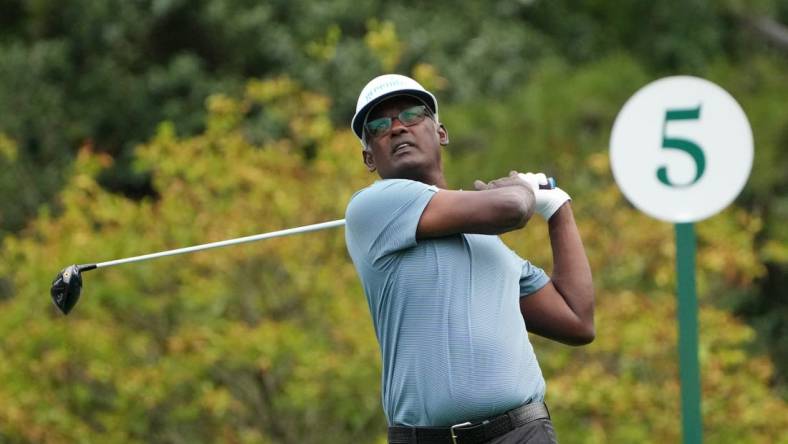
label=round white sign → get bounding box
[609,76,753,223]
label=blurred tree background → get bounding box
[1,0,787,442]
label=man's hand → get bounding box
[473,173,533,195]
[516,172,571,220]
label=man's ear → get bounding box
[362,149,376,172]
[438,124,450,146]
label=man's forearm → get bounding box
[548,203,595,331]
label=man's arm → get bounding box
[416,176,535,239]
[519,203,595,345]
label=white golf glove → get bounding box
[518,172,571,220]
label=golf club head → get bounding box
[50,264,85,315]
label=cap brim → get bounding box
[351,90,437,140]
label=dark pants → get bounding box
[484,418,558,444]
[388,402,558,444]
[387,418,559,444]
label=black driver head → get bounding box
[50,264,84,315]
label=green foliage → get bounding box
[3,0,787,234]
[703,55,788,390]
[1,79,381,442]
[2,72,788,442]
[2,2,788,441]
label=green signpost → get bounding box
[675,223,701,443]
[610,76,753,443]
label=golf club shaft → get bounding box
[88,219,346,270]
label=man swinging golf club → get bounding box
[345,74,595,444]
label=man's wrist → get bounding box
[547,200,572,224]
[536,187,571,220]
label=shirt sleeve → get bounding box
[519,259,550,297]
[345,179,438,267]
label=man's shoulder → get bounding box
[344,179,439,236]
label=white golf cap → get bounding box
[351,74,438,141]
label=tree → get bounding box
[1,73,786,443]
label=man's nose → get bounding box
[390,117,408,134]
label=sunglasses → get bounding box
[364,105,431,139]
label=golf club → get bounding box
[50,178,557,315]
[50,219,346,315]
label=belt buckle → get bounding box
[450,421,472,444]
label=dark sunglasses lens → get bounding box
[399,106,427,125]
[365,117,392,137]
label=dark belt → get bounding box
[388,402,550,444]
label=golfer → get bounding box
[345,74,594,444]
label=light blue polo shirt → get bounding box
[345,179,550,427]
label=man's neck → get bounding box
[394,170,447,189]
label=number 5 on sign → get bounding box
[609,76,753,444]
[658,106,705,188]
[610,76,752,223]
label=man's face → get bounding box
[361,96,448,181]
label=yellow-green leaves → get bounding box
[1,69,786,443]
[365,19,402,72]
